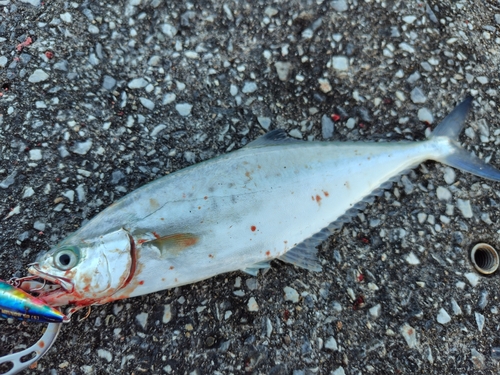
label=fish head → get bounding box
[28,228,136,308]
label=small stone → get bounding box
[264,7,278,17]
[495,14,500,25]
[136,312,148,329]
[102,75,116,90]
[400,324,417,348]
[33,221,45,231]
[332,368,345,375]
[403,15,417,24]
[465,272,480,287]
[369,304,381,319]
[471,348,485,369]
[128,78,148,89]
[0,56,7,68]
[283,286,299,303]
[476,76,488,85]
[475,312,485,332]
[148,55,161,66]
[451,298,462,315]
[405,252,420,265]
[139,97,155,110]
[150,124,167,137]
[23,187,35,198]
[230,84,238,96]
[437,308,451,324]
[324,337,338,350]
[29,149,42,160]
[161,23,177,38]
[19,0,40,5]
[410,87,427,103]
[318,78,332,93]
[257,117,271,131]
[162,93,176,105]
[407,71,421,83]
[331,0,348,12]
[346,118,356,129]
[71,140,92,155]
[321,115,334,139]
[247,297,259,311]
[401,175,414,194]
[418,108,433,124]
[436,186,452,201]
[242,82,257,94]
[60,12,72,23]
[443,167,456,184]
[97,349,112,363]
[331,56,349,71]
[399,42,415,53]
[417,212,427,224]
[28,69,49,83]
[176,103,193,116]
[162,305,172,323]
[457,199,473,218]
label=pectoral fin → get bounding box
[147,233,199,258]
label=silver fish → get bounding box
[22,97,500,317]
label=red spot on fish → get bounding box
[153,232,161,239]
[169,266,174,270]
[139,281,144,285]
[38,340,45,348]
[251,225,256,232]
[137,239,147,245]
[323,191,329,197]
[204,196,208,200]
[315,195,321,204]
[209,254,214,258]
[266,251,271,256]
[331,113,341,122]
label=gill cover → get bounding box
[34,229,135,302]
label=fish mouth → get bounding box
[26,264,74,296]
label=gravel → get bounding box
[2,1,500,374]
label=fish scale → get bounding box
[20,97,500,316]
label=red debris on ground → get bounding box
[16,36,33,52]
[45,51,54,59]
[331,113,341,122]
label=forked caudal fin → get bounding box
[430,97,500,182]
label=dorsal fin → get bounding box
[246,129,304,148]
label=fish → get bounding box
[0,280,65,323]
[22,97,500,317]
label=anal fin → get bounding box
[279,244,322,272]
[241,261,271,276]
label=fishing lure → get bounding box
[0,280,64,375]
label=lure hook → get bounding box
[0,322,61,375]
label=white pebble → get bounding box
[410,87,427,103]
[71,139,92,155]
[369,304,381,319]
[443,167,456,184]
[283,286,299,303]
[150,124,166,137]
[465,272,480,287]
[230,84,238,96]
[418,108,433,124]
[139,97,155,110]
[400,323,418,348]
[175,103,193,116]
[331,56,349,71]
[0,56,8,68]
[436,308,451,324]
[332,367,345,375]
[403,15,417,24]
[136,312,148,329]
[405,252,420,265]
[451,298,462,315]
[128,78,148,89]
[346,118,356,129]
[457,199,473,218]
[325,337,338,350]
[242,82,257,93]
[475,312,485,332]
[97,349,112,363]
[257,117,271,131]
[162,93,176,105]
[399,42,415,53]
[23,187,35,198]
[161,23,177,38]
[29,149,42,160]
[321,115,334,139]
[247,297,259,311]
[28,69,49,83]
[275,61,292,81]
[331,0,348,12]
[436,186,452,201]
[60,12,72,23]
[162,305,172,323]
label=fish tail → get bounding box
[429,97,500,182]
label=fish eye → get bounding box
[53,247,79,271]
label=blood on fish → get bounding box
[315,195,321,204]
[323,191,329,197]
[251,226,256,231]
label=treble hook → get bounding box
[0,322,62,375]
